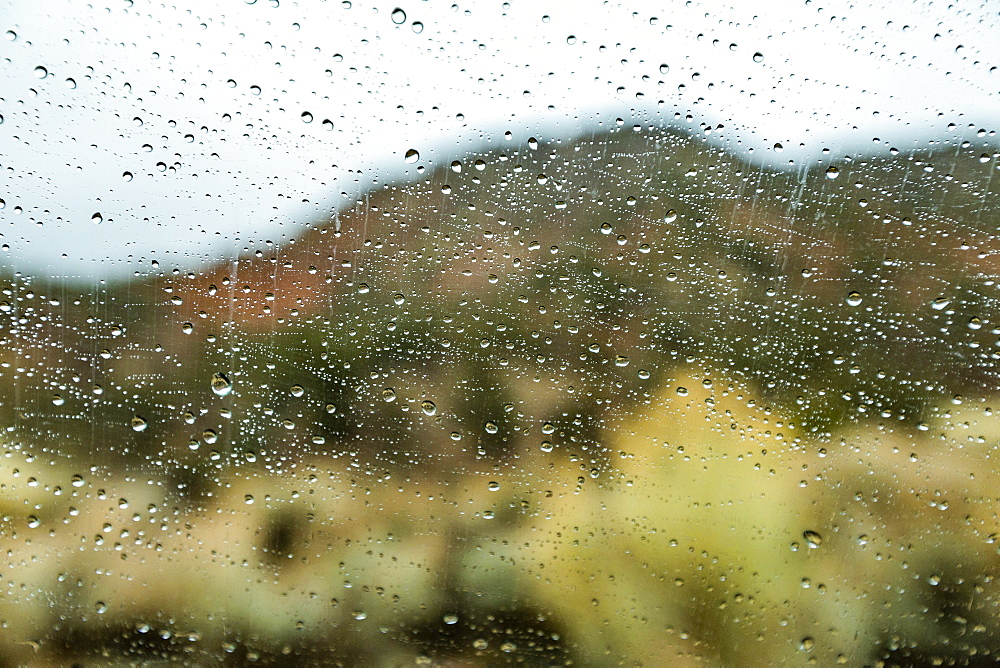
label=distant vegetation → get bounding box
[1,123,998,664]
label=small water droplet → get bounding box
[71,474,85,487]
[352,610,367,620]
[799,637,814,652]
[390,7,406,24]
[211,373,232,396]
[404,148,420,163]
[484,421,499,434]
[846,291,863,307]
[614,355,630,367]
[382,388,397,402]
[664,209,678,223]
[290,384,305,397]
[27,516,40,528]
[52,394,65,406]
[131,416,148,432]
[322,118,334,130]
[487,481,500,491]
[928,574,941,586]
[301,111,313,123]
[411,21,424,33]
[825,166,839,179]
[773,142,783,152]
[659,63,669,74]
[34,65,48,78]
[420,400,437,416]
[527,137,539,150]
[393,293,405,305]
[65,77,76,89]
[676,386,689,396]
[202,429,218,444]
[91,212,103,224]
[931,297,951,310]
[753,52,764,63]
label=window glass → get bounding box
[1,1,998,664]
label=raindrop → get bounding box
[122,171,133,181]
[290,384,305,397]
[753,52,764,62]
[664,209,678,223]
[420,400,437,416]
[566,35,576,45]
[676,386,689,396]
[803,530,823,548]
[390,7,406,24]
[211,372,233,396]
[846,291,863,307]
[203,429,218,444]
[33,65,48,78]
[773,142,783,152]
[659,63,669,74]
[52,394,65,406]
[484,421,499,434]
[443,613,459,624]
[487,481,500,491]
[825,166,840,179]
[91,212,103,224]
[382,387,397,402]
[65,77,76,89]
[799,637,815,652]
[131,416,148,432]
[322,119,334,130]
[411,21,423,33]
[931,297,951,310]
[527,137,539,149]
[301,111,313,123]
[404,148,420,163]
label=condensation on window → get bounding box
[1,1,998,665]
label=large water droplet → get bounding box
[131,415,148,432]
[825,166,840,179]
[846,291,863,307]
[211,372,232,396]
[390,7,406,24]
[803,530,823,548]
[404,148,420,163]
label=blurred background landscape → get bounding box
[1,121,999,665]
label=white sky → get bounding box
[0,0,998,279]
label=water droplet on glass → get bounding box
[382,388,397,402]
[773,142,783,152]
[404,148,420,163]
[290,384,305,397]
[803,530,823,548]
[52,394,65,406]
[122,171,133,182]
[71,474,85,487]
[659,63,669,74]
[203,429,218,444]
[799,637,815,652]
[65,77,76,89]
[301,111,313,123]
[676,386,689,396]
[931,297,951,310]
[487,481,500,492]
[664,209,678,223]
[131,416,148,432]
[411,21,424,33]
[34,65,48,78]
[615,355,630,367]
[393,293,405,305]
[390,7,406,24]
[753,52,764,62]
[352,610,367,620]
[420,400,437,416]
[322,118,334,130]
[484,421,499,434]
[527,137,539,150]
[846,291,863,307]
[825,165,840,179]
[211,372,232,396]
[91,212,103,224]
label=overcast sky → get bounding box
[1,0,998,280]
